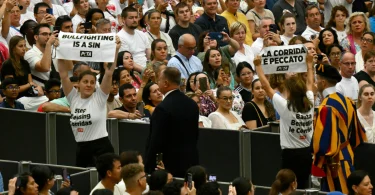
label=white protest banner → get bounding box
[56,32,116,62]
[260,44,307,74]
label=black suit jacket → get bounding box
[145,90,199,177]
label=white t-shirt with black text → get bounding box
[273,91,314,149]
[67,87,109,142]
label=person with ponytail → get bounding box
[269,169,297,195]
[253,53,315,189]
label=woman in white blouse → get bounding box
[279,13,296,46]
[357,84,375,143]
[230,22,256,69]
[208,86,246,130]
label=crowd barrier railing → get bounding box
[1,108,375,190]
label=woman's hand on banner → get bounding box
[115,36,121,50]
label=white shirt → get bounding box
[332,27,347,43]
[251,38,263,56]
[336,76,359,101]
[323,0,352,26]
[90,181,123,195]
[67,87,109,142]
[301,26,324,41]
[208,111,245,130]
[232,44,255,69]
[355,50,365,73]
[5,26,23,44]
[117,29,150,67]
[280,35,296,46]
[199,115,212,128]
[72,14,85,33]
[104,11,118,33]
[322,86,337,98]
[63,2,74,16]
[273,91,314,149]
[20,11,35,25]
[52,4,68,18]
[357,110,375,143]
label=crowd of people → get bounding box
[0,0,375,193]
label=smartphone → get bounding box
[317,54,323,61]
[156,153,163,166]
[137,0,144,5]
[16,177,21,188]
[46,8,53,15]
[199,77,208,93]
[53,26,60,33]
[136,102,144,117]
[62,168,71,183]
[187,173,193,189]
[310,34,317,40]
[269,24,278,33]
[84,22,92,29]
[208,32,223,40]
[209,175,217,182]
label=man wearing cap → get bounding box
[311,64,367,194]
[0,78,25,110]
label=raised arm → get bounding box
[254,55,275,99]
[306,53,314,92]
[58,59,74,96]
[1,0,14,39]
[100,36,121,94]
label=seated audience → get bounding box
[142,82,163,117]
[122,163,148,195]
[208,86,245,130]
[150,39,170,64]
[37,79,62,112]
[31,165,55,195]
[357,84,375,143]
[108,83,142,120]
[20,20,37,50]
[7,173,39,195]
[318,28,339,54]
[347,170,373,195]
[90,153,122,195]
[279,13,297,46]
[242,79,276,129]
[33,3,55,25]
[232,177,254,195]
[96,18,112,34]
[234,62,255,103]
[269,169,297,195]
[0,78,25,110]
[107,80,122,113]
[327,44,344,70]
[117,52,142,89]
[186,92,212,128]
[355,32,375,73]
[230,22,255,68]
[340,12,369,55]
[55,15,74,33]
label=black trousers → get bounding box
[76,137,114,167]
[281,147,312,189]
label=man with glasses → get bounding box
[122,163,147,195]
[0,78,25,110]
[24,23,58,87]
[167,34,202,79]
[355,32,375,73]
[272,0,306,35]
[336,52,359,101]
[302,5,324,41]
[33,2,55,25]
[1,0,23,46]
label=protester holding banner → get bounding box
[254,53,315,189]
[58,36,121,167]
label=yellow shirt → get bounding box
[221,10,253,46]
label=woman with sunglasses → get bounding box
[208,86,245,130]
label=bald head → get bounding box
[340,52,356,78]
[340,52,355,62]
[178,34,197,59]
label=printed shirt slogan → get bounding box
[260,44,307,74]
[56,32,116,62]
[289,113,313,140]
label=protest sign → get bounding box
[260,44,307,74]
[56,32,116,62]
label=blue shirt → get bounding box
[167,51,203,79]
[370,17,375,33]
[0,100,25,110]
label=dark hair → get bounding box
[232,177,253,195]
[120,150,140,166]
[147,9,161,20]
[305,4,319,18]
[31,166,54,191]
[95,153,120,179]
[78,70,97,82]
[8,36,26,77]
[33,23,50,36]
[203,49,221,83]
[364,50,375,63]
[55,15,72,28]
[44,78,61,92]
[347,170,370,195]
[362,32,375,44]
[288,36,308,45]
[186,72,200,93]
[56,187,76,195]
[20,20,37,36]
[151,39,167,61]
[327,44,344,56]
[174,2,189,16]
[92,189,113,195]
[121,6,138,18]
[326,5,349,29]
[145,191,164,195]
[142,82,157,106]
[162,180,184,195]
[73,61,89,72]
[113,67,128,84]
[73,0,81,6]
[119,83,136,98]
[70,76,79,82]
[186,166,207,191]
[149,169,169,191]
[269,74,286,93]
[216,86,231,98]
[252,79,276,120]
[15,172,34,195]
[1,77,18,89]
[117,51,141,85]
[284,76,313,113]
[279,12,296,34]
[197,31,209,53]
[318,28,339,53]
[197,182,220,195]
[236,61,255,77]
[162,67,181,85]
[86,8,104,22]
[33,2,50,14]
[269,169,296,195]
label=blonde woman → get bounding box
[340,12,370,55]
[230,22,256,69]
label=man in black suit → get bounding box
[145,67,199,177]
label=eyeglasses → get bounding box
[342,62,356,66]
[6,85,20,91]
[37,11,47,14]
[48,90,61,94]
[39,32,52,36]
[219,96,235,102]
[240,72,253,77]
[361,37,374,44]
[330,52,341,57]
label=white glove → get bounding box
[311,175,321,187]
